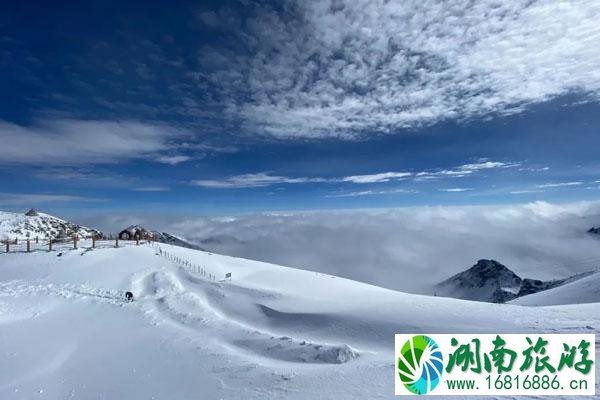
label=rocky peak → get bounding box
[465,259,522,287]
[435,259,522,303]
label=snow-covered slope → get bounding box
[0,211,102,241]
[511,271,600,306]
[0,244,598,399]
[150,231,204,250]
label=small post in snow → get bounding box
[92,236,96,249]
[14,238,18,245]
[73,236,78,249]
[4,240,9,253]
[48,239,53,252]
[136,237,140,246]
[35,236,39,244]
[26,239,31,253]
[115,238,119,248]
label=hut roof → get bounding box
[25,208,39,217]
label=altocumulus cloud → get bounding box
[199,0,600,139]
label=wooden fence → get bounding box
[155,244,218,281]
[1,237,229,281]
[1,235,152,253]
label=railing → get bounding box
[0,236,150,253]
[1,236,230,281]
[153,243,220,281]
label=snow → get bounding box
[511,271,600,306]
[0,241,599,399]
[0,211,100,241]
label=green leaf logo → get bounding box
[397,335,444,394]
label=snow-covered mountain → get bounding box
[0,242,598,399]
[0,209,102,241]
[434,259,594,303]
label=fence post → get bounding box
[73,236,78,249]
[36,236,39,244]
[136,237,140,246]
[4,240,9,253]
[27,239,31,253]
[49,239,53,252]
[92,236,96,249]
[14,238,18,245]
[115,238,119,248]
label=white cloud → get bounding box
[519,166,550,172]
[327,188,417,198]
[459,161,519,171]
[156,155,192,165]
[0,119,188,165]
[342,172,411,184]
[195,10,220,27]
[536,181,583,189]
[415,160,519,180]
[192,159,522,189]
[510,189,545,195]
[200,0,600,138]
[35,168,137,187]
[0,192,100,205]
[132,187,170,192]
[192,172,327,189]
[439,188,473,192]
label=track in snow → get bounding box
[132,267,359,365]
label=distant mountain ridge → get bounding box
[435,259,595,303]
[0,210,102,241]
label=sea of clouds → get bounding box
[81,201,600,293]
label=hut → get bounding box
[118,225,148,241]
[25,208,39,217]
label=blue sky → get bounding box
[1,0,599,217]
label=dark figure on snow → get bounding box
[125,291,134,302]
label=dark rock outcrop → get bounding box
[435,259,522,303]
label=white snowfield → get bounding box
[0,242,598,399]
